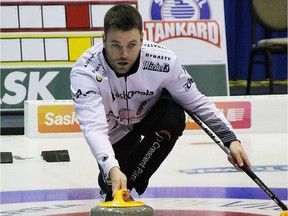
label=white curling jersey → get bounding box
[70,40,237,177]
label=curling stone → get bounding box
[90,190,154,216]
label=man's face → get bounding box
[103,28,143,75]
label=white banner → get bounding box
[138,0,228,65]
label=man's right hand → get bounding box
[109,166,130,200]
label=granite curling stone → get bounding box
[90,190,154,216]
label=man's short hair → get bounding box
[104,4,143,36]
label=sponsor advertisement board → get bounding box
[24,95,288,137]
[140,0,227,65]
[186,101,251,130]
[38,105,80,133]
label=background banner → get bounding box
[0,0,229,110]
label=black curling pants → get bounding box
[111,90,186,195]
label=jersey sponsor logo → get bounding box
[84,52,97,68]
[146,0,220,47]
[145,52,171,61]
[136,100,149,115]
[96,75,102,82]
[106,111,118,123]
[74,89,99,99]
[183,77,194,91]
[143,60,170,72]
[130,141,161,182]
[91,63,107,78]
[101,154,109,163]
[113,90,154,100]
[92,63,102,72]
[143,43,168,50]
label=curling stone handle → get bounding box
[113,189,125,203]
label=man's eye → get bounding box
[112,44,120,48]
[128,43,136,48]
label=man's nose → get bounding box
[120,47,129,58]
